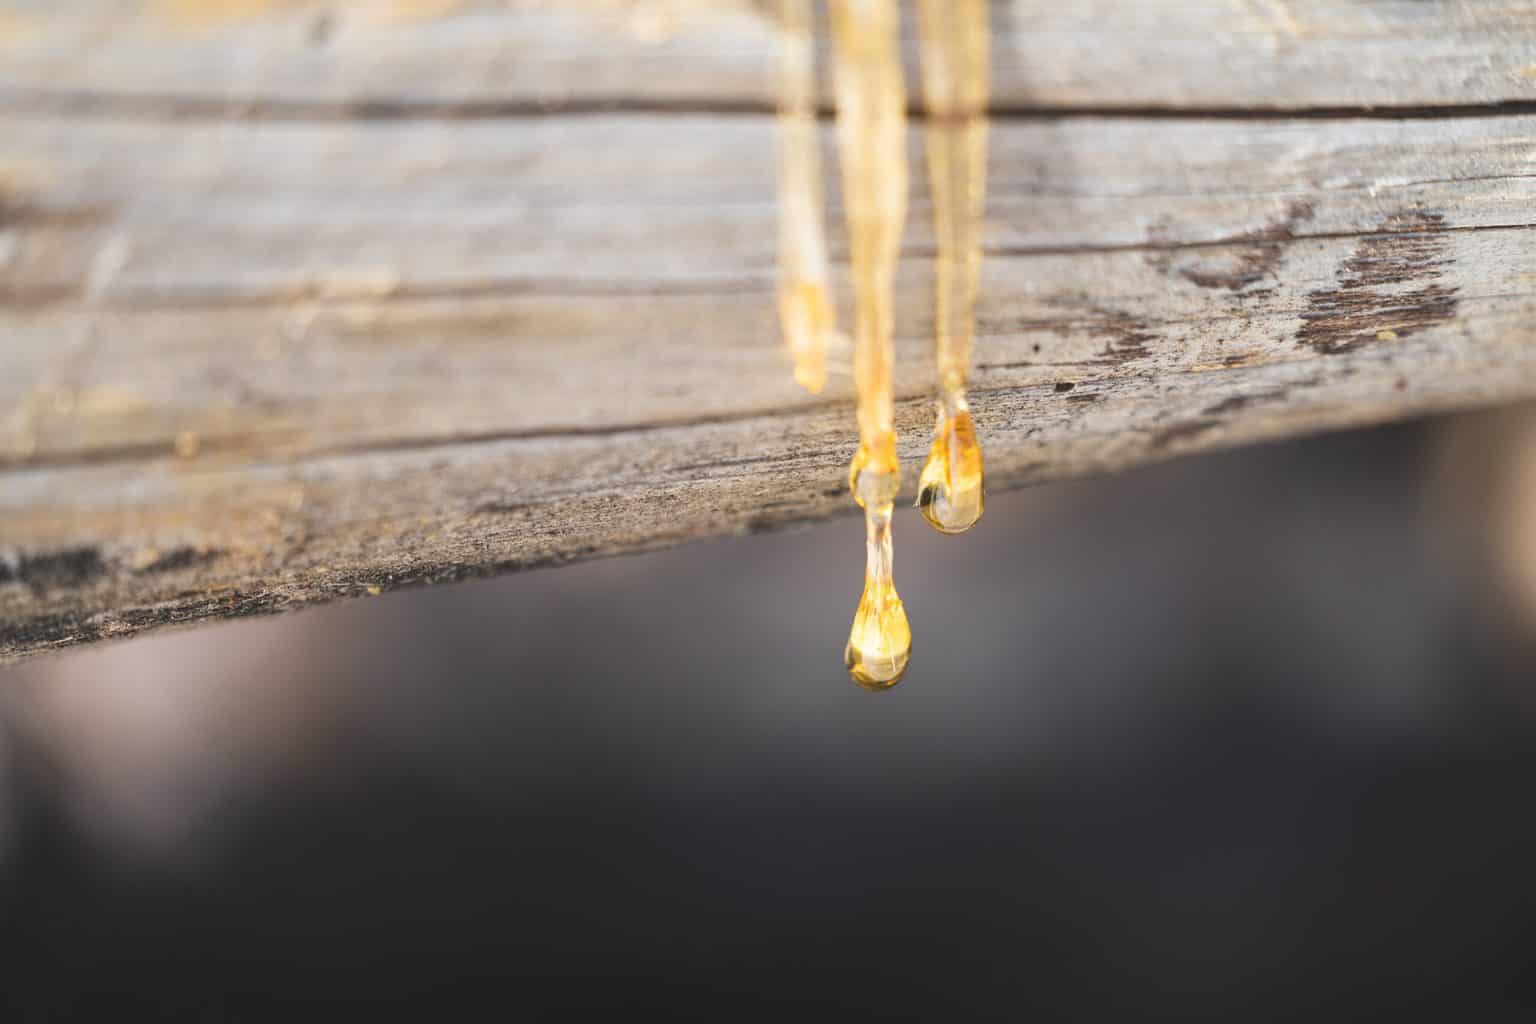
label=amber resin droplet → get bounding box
[917,400,985,534]
[844,446,911,692]
[845,448,911,691]
[772,1,993,686]
[915,0,989,535]
[846,568,912,690]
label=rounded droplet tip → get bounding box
[917,480,984,534]
[845,578,911,691]
[792,362,827,394]
[916,409,985,534]
[844,640,911,691]
[779,281,834,395]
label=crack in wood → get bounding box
[10,89,1536,124]
[2,219,1531,314]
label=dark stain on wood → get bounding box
[1202,394,1253,415]
[473,499,535,517]
[1096,313,1156,364]
[0,610,109,651]
[1252,199,1317,241]
[0,546,108,594]
[980,302,1154,369]
[0,544,223,607]
[1149,419,1220,450]
[308,10,336,46]
[0,195,117,232]
[1054,382,1076,393]
[1297,211,1459,355]
[1150,199,1316,293]
[1177,251,1280,293]
[134,547,225,575]
[1019,294,1158,368]
[1200,373,1324,417]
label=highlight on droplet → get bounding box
[845,569,912,690]
[917,400,985,535]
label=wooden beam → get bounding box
[5,1,1536,660]
[3,1,1536,110]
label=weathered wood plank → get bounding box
[2,1,1536,111]
[6,296,1534,661]
[6,209,1536,659]
[7,112,1536,307]
[4,112,1536,465]
[6,3,1536,661]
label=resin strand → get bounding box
[916,0,989,535]
[775,0,836,393]
[833,0,911,689]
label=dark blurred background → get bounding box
[5,409,1536,1020]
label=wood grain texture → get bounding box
[5,1,1536,660]
[1,1,1536,111]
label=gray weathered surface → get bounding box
[3,1,1536,110]
[4,0,1536,661]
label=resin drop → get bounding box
[778,280,834,394]
[845,573,912,690]
[917,405,985,534]
[767,0,997,687]
[844,497,910,690]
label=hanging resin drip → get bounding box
[846,462,909,689]
[832,0,910,690]
[915,0,989,535]
[775,0,836,394]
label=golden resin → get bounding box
[832,0,906,452]
[775,0,836,393]
[832,0,911,689]
[918,402,984,534]
[915,0,989,534]
[845,501,911,690]
[847,436,907,688]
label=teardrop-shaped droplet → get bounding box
[845,574,911,690]
[917,408,984,534]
